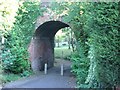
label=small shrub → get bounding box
[70,51,89,84]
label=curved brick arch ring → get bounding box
[28,20,70,72]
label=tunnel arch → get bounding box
[28,20,70,72]
[34,20,70,38]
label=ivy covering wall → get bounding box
[2,0,43,74]
[51,2,120,88]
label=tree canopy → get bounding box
[1,0,44,74]
[50,1,120,88]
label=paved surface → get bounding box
[2,59,76,88]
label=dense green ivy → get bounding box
[86,3,120,88]
[51,2,91,86]
[51,2,120,88]
[2,1,43,74]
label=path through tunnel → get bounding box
[28,21,70,72]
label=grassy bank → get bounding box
[54,46,72,59]
[0,71,33,85]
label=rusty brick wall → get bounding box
[35,12,51,29]
[28,36,54,71]
[28,1,68,72]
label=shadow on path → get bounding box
[2,59,76,88]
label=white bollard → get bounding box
[2,36,5,44]
[44,63,47,74]
[61,64,64,76]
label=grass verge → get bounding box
[54,46,72,59]
[0,70,33,86]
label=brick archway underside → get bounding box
[28,21,69,72]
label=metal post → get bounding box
[61,64,63,76]
[62,51,63,59]
[44,63,47,74]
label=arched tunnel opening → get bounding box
[28,21,73,72]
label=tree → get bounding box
[51,2,90,85]
[85,2,120,88]
[2,0,44,74]
[0,0,19,41]
[50,1,120,88]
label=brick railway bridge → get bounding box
[28,1,71,72]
